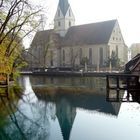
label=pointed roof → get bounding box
[30,29,61,47]
[63,19,117,46]
[59,0,70,16]
[31,19,117,47]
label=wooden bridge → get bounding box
[106,73,140,102]
[106,54,140,103]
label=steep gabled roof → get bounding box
[63,19,117,46]
[31,29,53,46]
[31,29,61,47]
[31,19,117,48]
[59,0,70,16]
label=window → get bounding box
[50,50,53,66]
[58,9,60,17]
[63,50,65,63]
[58,21,61,27]
[100,48,103,66]
[89,48,92,65]
[116,45,118,58]
[79,48,82,64]
[71,48,73,64]
[69,21,71,27]
[69,10,71,16]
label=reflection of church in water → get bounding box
[54,95,121,140]
[56,98,76,140]
[34,90,121,140]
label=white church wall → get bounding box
[108,21,128,64]
[60,44,108,68]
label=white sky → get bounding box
[27,0,140,47]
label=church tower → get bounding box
[54,0,75,37]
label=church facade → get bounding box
[29,0,128,70]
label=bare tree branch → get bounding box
[0,0,44,76]
[0,0,4,8]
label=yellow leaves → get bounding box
[0,36,20,74]
[0,55,11,74]
[0,11,7,21]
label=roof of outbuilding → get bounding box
[125,54,140,72]
[59,0,70,16]
[63,19,117,46]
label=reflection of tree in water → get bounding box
[0,85,23,139]
[0,78,57,140]
[0,76,121,140]
[4,102,55,140]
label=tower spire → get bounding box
[59,0,69,16]
[54,0,75,37]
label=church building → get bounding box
[29,0,128,70]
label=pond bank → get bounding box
[21,71,122,77]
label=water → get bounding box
[0,76,140,140]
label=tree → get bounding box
[0,0,44,80]
[105,51,120,68]
[70,48,79,69]
[80,57,89,71]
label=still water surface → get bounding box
[0,76,140,140]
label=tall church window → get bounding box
[71,48,73,64]
[69,10,71,16]
[50,50,53,66]
[79,48,82,64]
[58,21,61,27]
[69,21,71,27]
[100,48,103,66]
[58,9,60,17]
[63,50,65,64]
[89,48,92,65]
[116,45,118,58]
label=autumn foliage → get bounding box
[0,0,44,81]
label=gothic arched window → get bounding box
[63,50,65,65]
[79,48,82,64]
[100,48,103,66]
[58,9,60,17]
[89,48,92,65]
[69,10,71,16]
[50,50,53,66]
[69,21,71,27]
[58,21,61,27]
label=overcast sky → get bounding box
[29,0,140,47]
